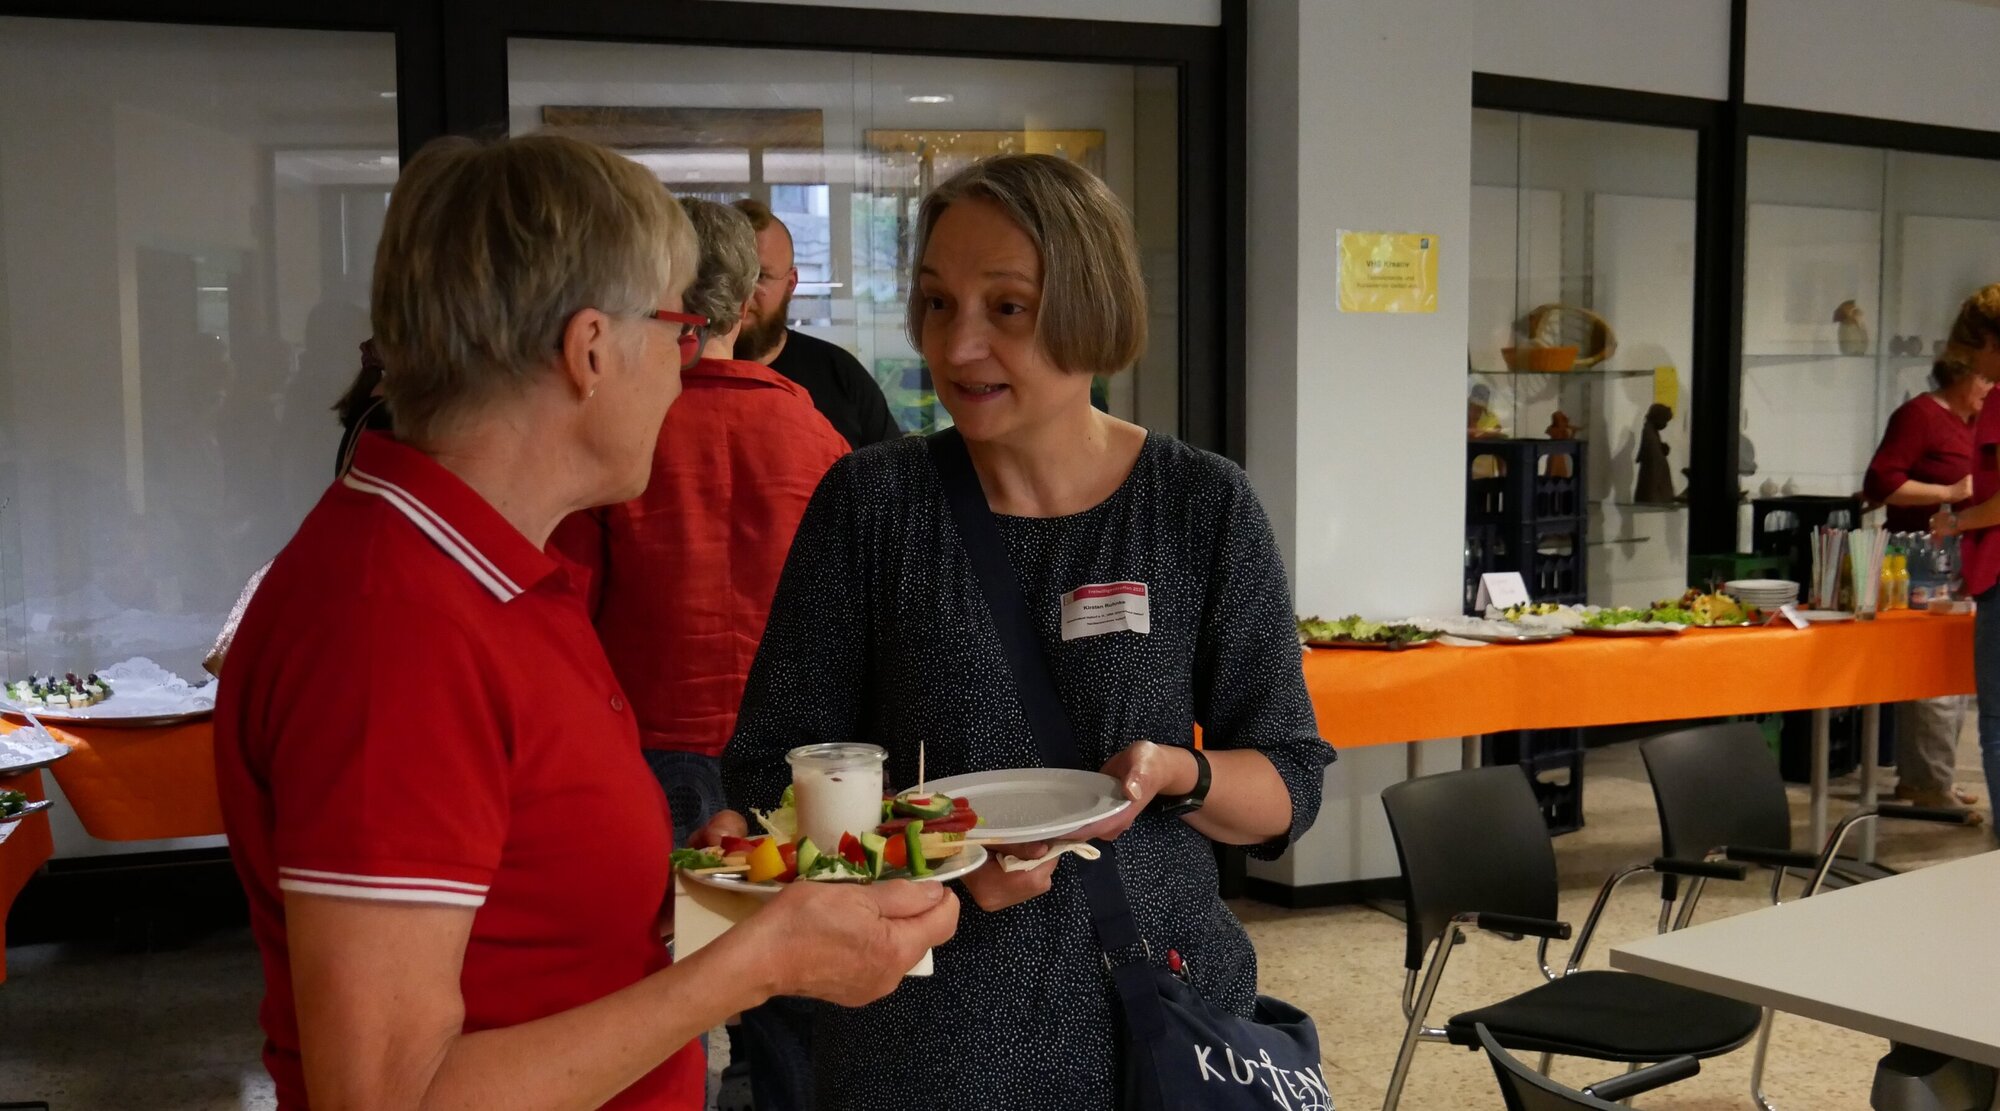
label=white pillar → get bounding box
[1244,0,1475,888]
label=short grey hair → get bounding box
[678,196,759,336]
[371,134,695,444]
[905,153,1146,376]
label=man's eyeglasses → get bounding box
[648,310,709,370]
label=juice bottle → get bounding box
[1881,552,1897,612]
[1893,553,1911,610]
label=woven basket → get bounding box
[1526,304,1618,368]
[1501,345,1579,372]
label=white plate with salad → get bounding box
[675,785,994,897]
[679,841,988,898]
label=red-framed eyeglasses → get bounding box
[648,310,709,370]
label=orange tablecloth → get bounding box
[0,733,55,985]
[39,719,220,842]
[1305,611,1975,747]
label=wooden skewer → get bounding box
[686,864,752,877]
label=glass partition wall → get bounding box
[511,39,1182,438]
[1739,139,2000,547]
[1470,109,1700,607]
[0,16,398,683]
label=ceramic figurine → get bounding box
[1468,383,1503,440]
[1545,410,1576,477]
[1635,402,1676,504]
[1760,477,1781,498]
[1835,300,1869,356]
[1782,478,1800,496]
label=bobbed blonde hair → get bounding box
[905,154,1146,376]
[370,134,697,442]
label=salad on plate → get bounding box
[671,786,983,886]
[1296,614,1439,649]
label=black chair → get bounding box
[1379,765,1761,1111]
[1477,1023,1699,1110]
[1639,721,1977,1110]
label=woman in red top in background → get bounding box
[553,196,849,848]
[1864,353,1986,813]
[1929,283,2000,837]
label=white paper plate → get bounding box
[1796,609,1855,623]
[910,768,1132,843]
[683,843,987,898]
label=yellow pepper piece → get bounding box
[745,837,786,883]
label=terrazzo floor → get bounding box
[0,731,1990,1110]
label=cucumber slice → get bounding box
[892,793,954,820]
[904,820,931,877]
[859,831,888,879]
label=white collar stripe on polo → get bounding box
[342,469,524,603]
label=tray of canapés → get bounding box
[1,659,217,727]
[3,673,112,712]
[1295,615,1440,651]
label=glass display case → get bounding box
[1469,109,1700,607]
[1739,138,2000,548]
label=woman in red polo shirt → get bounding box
[214,133,957,1110]
[1864,352,1985,812]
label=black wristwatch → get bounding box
[1150,747,1211,817]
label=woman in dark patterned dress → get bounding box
[720,154,1332,1110]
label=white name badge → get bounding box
[1061,581,1151,641]
[1474,572,1531,612]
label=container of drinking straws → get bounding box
[1845,527,1889,619]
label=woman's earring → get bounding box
[587,387,597,400]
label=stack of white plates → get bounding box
[1725,578,1800,609]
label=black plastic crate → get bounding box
[1521,752,1584,836]
[1776,706,1864,784]
[1467,439,1586,525]
[1482,728,1585,767]
[1464,519,1588,611]
[1494,520,1587,600]
[1463,523,1501,613]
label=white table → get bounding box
[1612,850,2000,1105]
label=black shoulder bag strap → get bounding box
[929,427,1170,1110]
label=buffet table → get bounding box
[39,719,221,842]
[1301,610,1976,848]
[0,724,59,985]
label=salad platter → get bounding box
[0,789,49,820]
[1643,590,1761,628]
[674,785,991,898]
[1409,615,1572,644]
[1296,615,1439,651]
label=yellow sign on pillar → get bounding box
[1337,230,1439,314]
